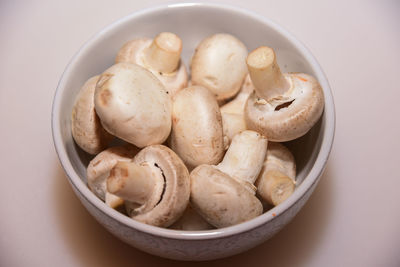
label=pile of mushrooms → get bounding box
[71,32,324,229]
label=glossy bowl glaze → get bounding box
[52,2,335,261]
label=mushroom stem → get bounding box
[144,32,182,73]
[257,170,295,206]
[247,46,289,101]
[221,112,247,146]
[256,142,296,206]
[216,130,268,193]
[107,161,161,205]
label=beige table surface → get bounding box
[1,0,399,266]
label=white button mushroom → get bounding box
[86,145,139,209]
[71,75,114,154]
[94,62,172,148]
[170,85,225,169]
[220,74,255,145]
[169,205,214,231]
[115,32,188,97]
[245,46,325,142]
[255,142,296,206]
[107,145,190,227]
[190,130,267,228]
[190,33,248,101]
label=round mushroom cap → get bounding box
[190,164,263,228]
[170,85,225,168]
[87,145,139,201]
[94,63,172,147]
[245,73,324,142]
[130,145,190,227]
[71,75,113,154]
[115,36,188,97]
[191,33,248,101]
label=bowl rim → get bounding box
[52,2,335,240]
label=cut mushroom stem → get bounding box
[144,32,182,73]
[247,46,289,101]
[256,142,296,206]
[107,161,163,205]
[258,170,295,206]
[216,130,268,193]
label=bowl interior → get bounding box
[54,3,332,237]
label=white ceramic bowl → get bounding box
[52,2,335,261]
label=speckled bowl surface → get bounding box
[52,2,335,261]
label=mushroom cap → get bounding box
[169,204,214,230]
[245,73,324,142]
[256,142,296,206]
[170,85,225,168]
[94,62,172,147]
[190,164,263,228]
[115,37,188,97]
[130,145,190,227]
[190,33,248,101]
[87,145,139,201]
[71,75,113,154]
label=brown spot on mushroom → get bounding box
[294,74,308,82]
[110,164,129,179]
[92,160,101,167]
[97,73,113,88]
[172,116,179,124]
[100,89,112,106]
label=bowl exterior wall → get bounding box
[70,174,319,260]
